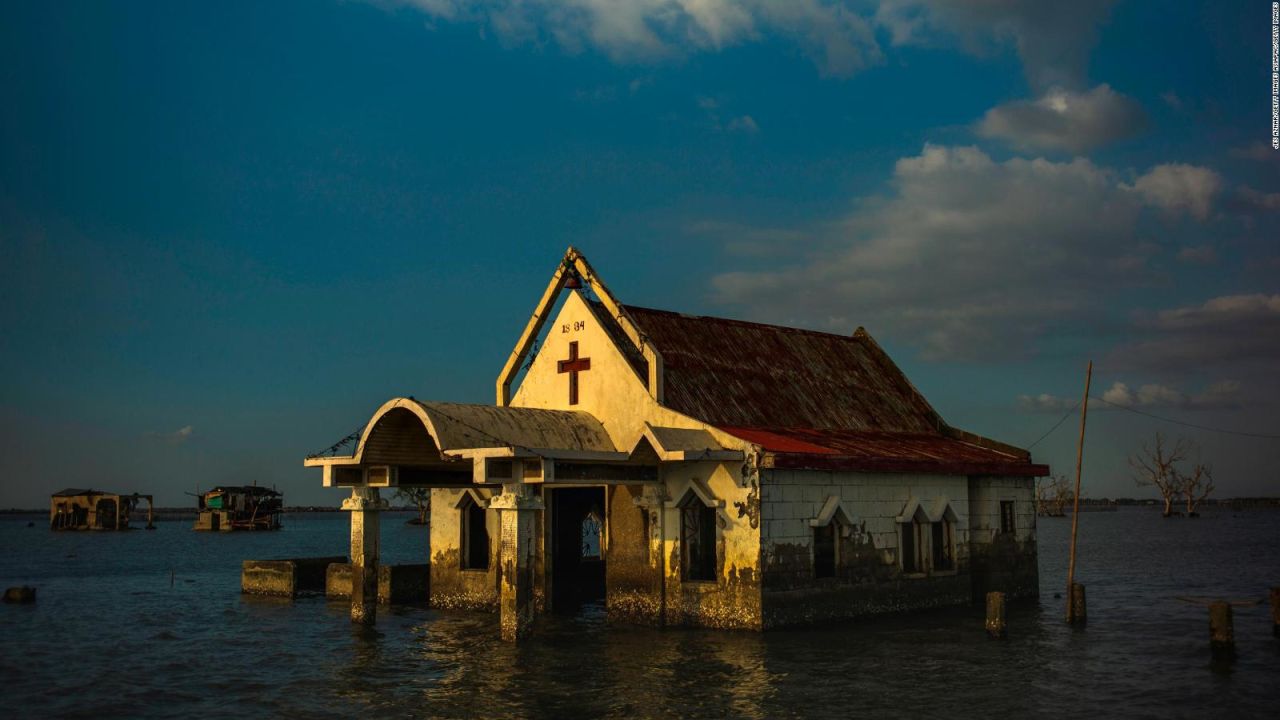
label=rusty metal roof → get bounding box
[622,305,1045,477]
[722,426,1048,476]
[624,305,944,432]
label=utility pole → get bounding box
[1066,360,1092,624]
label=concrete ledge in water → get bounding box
[325,563,429,605]
[241,556,347,597]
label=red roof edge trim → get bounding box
[940,425,1031,461]
[764,454,1050,477]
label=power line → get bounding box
[1026,399,1081,450]
[1090,395,1280,440]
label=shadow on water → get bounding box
[1,509,1278,718]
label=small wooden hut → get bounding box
[194,485,283,531]
[50,489,154,531]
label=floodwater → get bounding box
[1,508,1277,719]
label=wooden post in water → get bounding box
[1069,583,1087,624]
[1270,587,1279,638]
[1065,361,1092,625]
[985,591,1007,638]
[1209,601,1234,659]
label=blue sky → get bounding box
[2,0,1277,507]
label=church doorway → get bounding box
[549,486,606,612]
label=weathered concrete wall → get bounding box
[429,488,498,611]
[967,475,1039,600]
[758,469,979,626]
[764,574,972,626]
[604,483,664,624]
[326,563,430,604]
[429,488,546,613]
[241,556,345,597]
[660,461,763,630]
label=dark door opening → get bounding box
[550,487,606,612]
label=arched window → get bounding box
[678,491,717,582]
[813,523,837,579]
[460,494,489,571]
[900,507,928,574]
[931,517,954,571]
[810,495,852,579]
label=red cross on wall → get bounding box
[557,341,591,405]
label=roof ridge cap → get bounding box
[623,304,863,342]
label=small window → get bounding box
[461,496,490,570]
[1000,500,1016,535]
[813,523,836,579]
[931,519,954,571]
[901,511,926,573]
[679,493,717,582]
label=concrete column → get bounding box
[985,591,1007,638]
[634,484,669,625]
[342,487,388,625]
[490,482,543,642]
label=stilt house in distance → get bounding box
[305,248,1048,639]
[194,485,283,531]
[50,489,154,531]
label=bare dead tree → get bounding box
[1051,476,1072,516]
[1035,475,1072,516]
[1130,433,1191,517]
[1178,463,1215,516]
[395,487,431,526]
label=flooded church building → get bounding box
[305,248,1048,639]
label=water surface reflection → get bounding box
[2,509,1277,718]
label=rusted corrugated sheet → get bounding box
[622,305,1045,477]
[720,426,1048,477]
[624,305,943,432]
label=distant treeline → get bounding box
[1067,497,1280,509]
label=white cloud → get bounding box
[1017,393,1078,413]
[727,115,759,133]
[977,84,1145,153]
[1120,163,1222,220]
[1097,380,1240,410]
[1236,185,1280,212]
[147,425,194,445]
[1021,380,1241,413]
[1115,294,1280,372]
[1229,142,1279,161]
[712,144,1159,359]
[875,0,1117,90]
[389,0,881,76]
